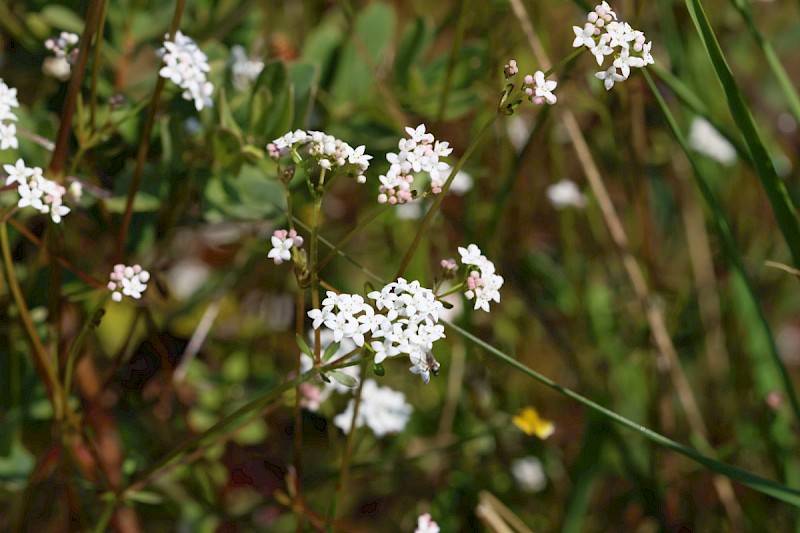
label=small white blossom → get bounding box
[595,66,626,91]
[547,179,587,209]
[229,45,264,90]
[415,513,441,533]
[511,456,547,493]
[529,71,558,105]
[158,31,214,111]
[333,379,412,437]
[688,117,737,166]
[108,264,150,302]
[4,159,71,223]
[0,79,19,150]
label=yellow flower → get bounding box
[512,407,554,440]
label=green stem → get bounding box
[435,1,469,127]
[116,0,186,262]
[89,0,110,131]
[330,368,365,531]
[63,296,108,401]
[544,46,584,77]
[92,497,117,533]
[436,281,465,299]
[318,204,391,271]
[0,222,64,421]
[395,114,498,278]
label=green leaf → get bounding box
[212,127,243,171]
[296,334,313,358]
[326,370,358,388]
[249,61,293,139]
[39,5,84,34]
[395,17,434,85]
[289,62,318,130]
[329,2,396,105]
[322,341,341,361]
[202,165,284,222]
[125,490,164,505]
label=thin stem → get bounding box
[1,221,65,420]
[435,1,469,127]
[330,370,365,531]
[116,0,186,262]
[89,0,110,130]
[63,297,107,400]
[544,46,584,77]
[310,169,327,364]
[48,0,106,176]
[395,114,497,278]
[318,205,391,271]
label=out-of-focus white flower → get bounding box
[547,179,587,209]
[0,79,19,150]
[44,32,79,59]
[268,129,371,183]
[230,45,264,90]
[378,124,453,204]
[511,456,547,493]
[43,32,79,80]
[158,31,214,111]
[167,258,210,300]
[268,229,304,265]
[333,379,412,437]
[108,264,150,302]
[457,244,504,312]
[414,513,440,533]
[688,117,737,166]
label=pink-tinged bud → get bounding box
[524,74,534,85]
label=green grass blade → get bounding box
[731,0,800,127]
[645,69,800,479]
[683,0,800,268]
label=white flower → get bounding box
[415,513,440,533]
[268,129,371,182]
[230,45,264,90]
[511,456,547,493]
[547,179,587,209]
[108,264,150,302]
[688,117,737,166]
[572,23,597,49]
[532,71,558,105]
[0,79,19,149]
[595,66,626,90]
[0,122,17,150]
[333,379,412,437]
[158,31,214,111]
[4,159,33,186]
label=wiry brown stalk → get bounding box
[506,0,743,529]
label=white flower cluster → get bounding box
[333,379,412,437]
[458,244,504,312]
[267,130,371,183]
[688,117,737,166]
[4,159,70,223]
[0,79,19,150]
[45,32,79,59]
[572,2,654,90]
[230,45,264,90]
[268,228,304,264]
[307,278,446,384]
[367,278,446,381]
[107,264,150,302]
[158,31,214,111]
[378,124,453,205]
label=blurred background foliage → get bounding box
[2,0,800,531]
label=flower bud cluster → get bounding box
[158,31,214,111]
[0,79,19,151]
[268,130,371,183]
[457,244,504,312]
[572,2,654,90]
[378,124,453,204]
[45,32,79,59]
[4,159,70,223]
[268,229,304,265]
[108,264,151,302]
